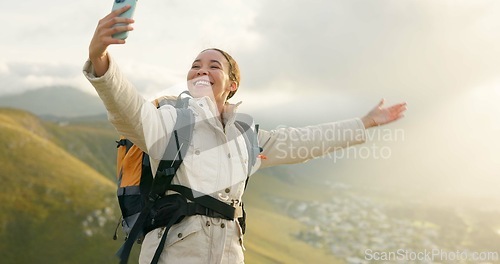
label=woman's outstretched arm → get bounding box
[256,99,407,169]
[88,5,135,77]
[83,6,175,172]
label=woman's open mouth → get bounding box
[193,79,213,87]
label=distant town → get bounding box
[269,182,500,264]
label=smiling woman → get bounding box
[82,4,406,264]
[186,49,239,113]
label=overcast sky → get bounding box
[1,0,500,200]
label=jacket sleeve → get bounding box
[256,118,367,169]
[82,55,176,165]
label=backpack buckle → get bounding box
[234,205,243,218]
[231,199,240,207]
[231,199,243,218]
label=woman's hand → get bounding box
[361,99,407,128]
[88,5,135,77]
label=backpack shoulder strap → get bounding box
[234,113,261,179]
[152,96,195,198]
[233,113,261,236]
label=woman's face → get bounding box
[187,50,235,103]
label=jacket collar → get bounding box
[222,101,242,126]
[189,96,242,127]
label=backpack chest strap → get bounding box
[186,202,243,219]
[168,184,237,220]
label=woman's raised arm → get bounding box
[88,5,135,77]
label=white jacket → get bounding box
[83,55,367,264]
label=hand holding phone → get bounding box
[88,4,135,76]
[111,0,138,39]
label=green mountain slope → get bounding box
[244,207,341,264]
[43,116,118,181]
[0,108,127,263]
[242,172,343,264]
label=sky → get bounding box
[1,0,500,201]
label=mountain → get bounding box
[0,86,106,117]
[43,114,118,182]
[0,108,133,263]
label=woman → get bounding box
[84,6,407,264]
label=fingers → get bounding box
[388,103,407,112]
[100,16,135,30]
[396,104,408,116]
[379,101,407,117]
[394,102,408,109]
[371,98,385,111]
[104,5,132,21]
[391,104,406,120]
[393,114,405,122]
[105,24,134,38]
[96,5,135,37]
[98,6,131,29]
[364,99,407,127]
[90,23,133,54]
[91,8,135,51]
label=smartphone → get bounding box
[111,0,137,40]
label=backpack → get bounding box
[113,93,261,264]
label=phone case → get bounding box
[111,0,138,40]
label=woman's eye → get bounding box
[210,65,220,69]
[191,65,200,69]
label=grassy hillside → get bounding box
[244,207,341,264]
[242,171,343,264]
[0,108,136,263]
[43,116,118,181]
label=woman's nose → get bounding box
[197,68,208,75]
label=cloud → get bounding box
[2,0,500,115]
[0,61,90,96]
[1,0,262,97]
[0,62,9,75]
[116,59,187,99]
[235,0,500,101]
